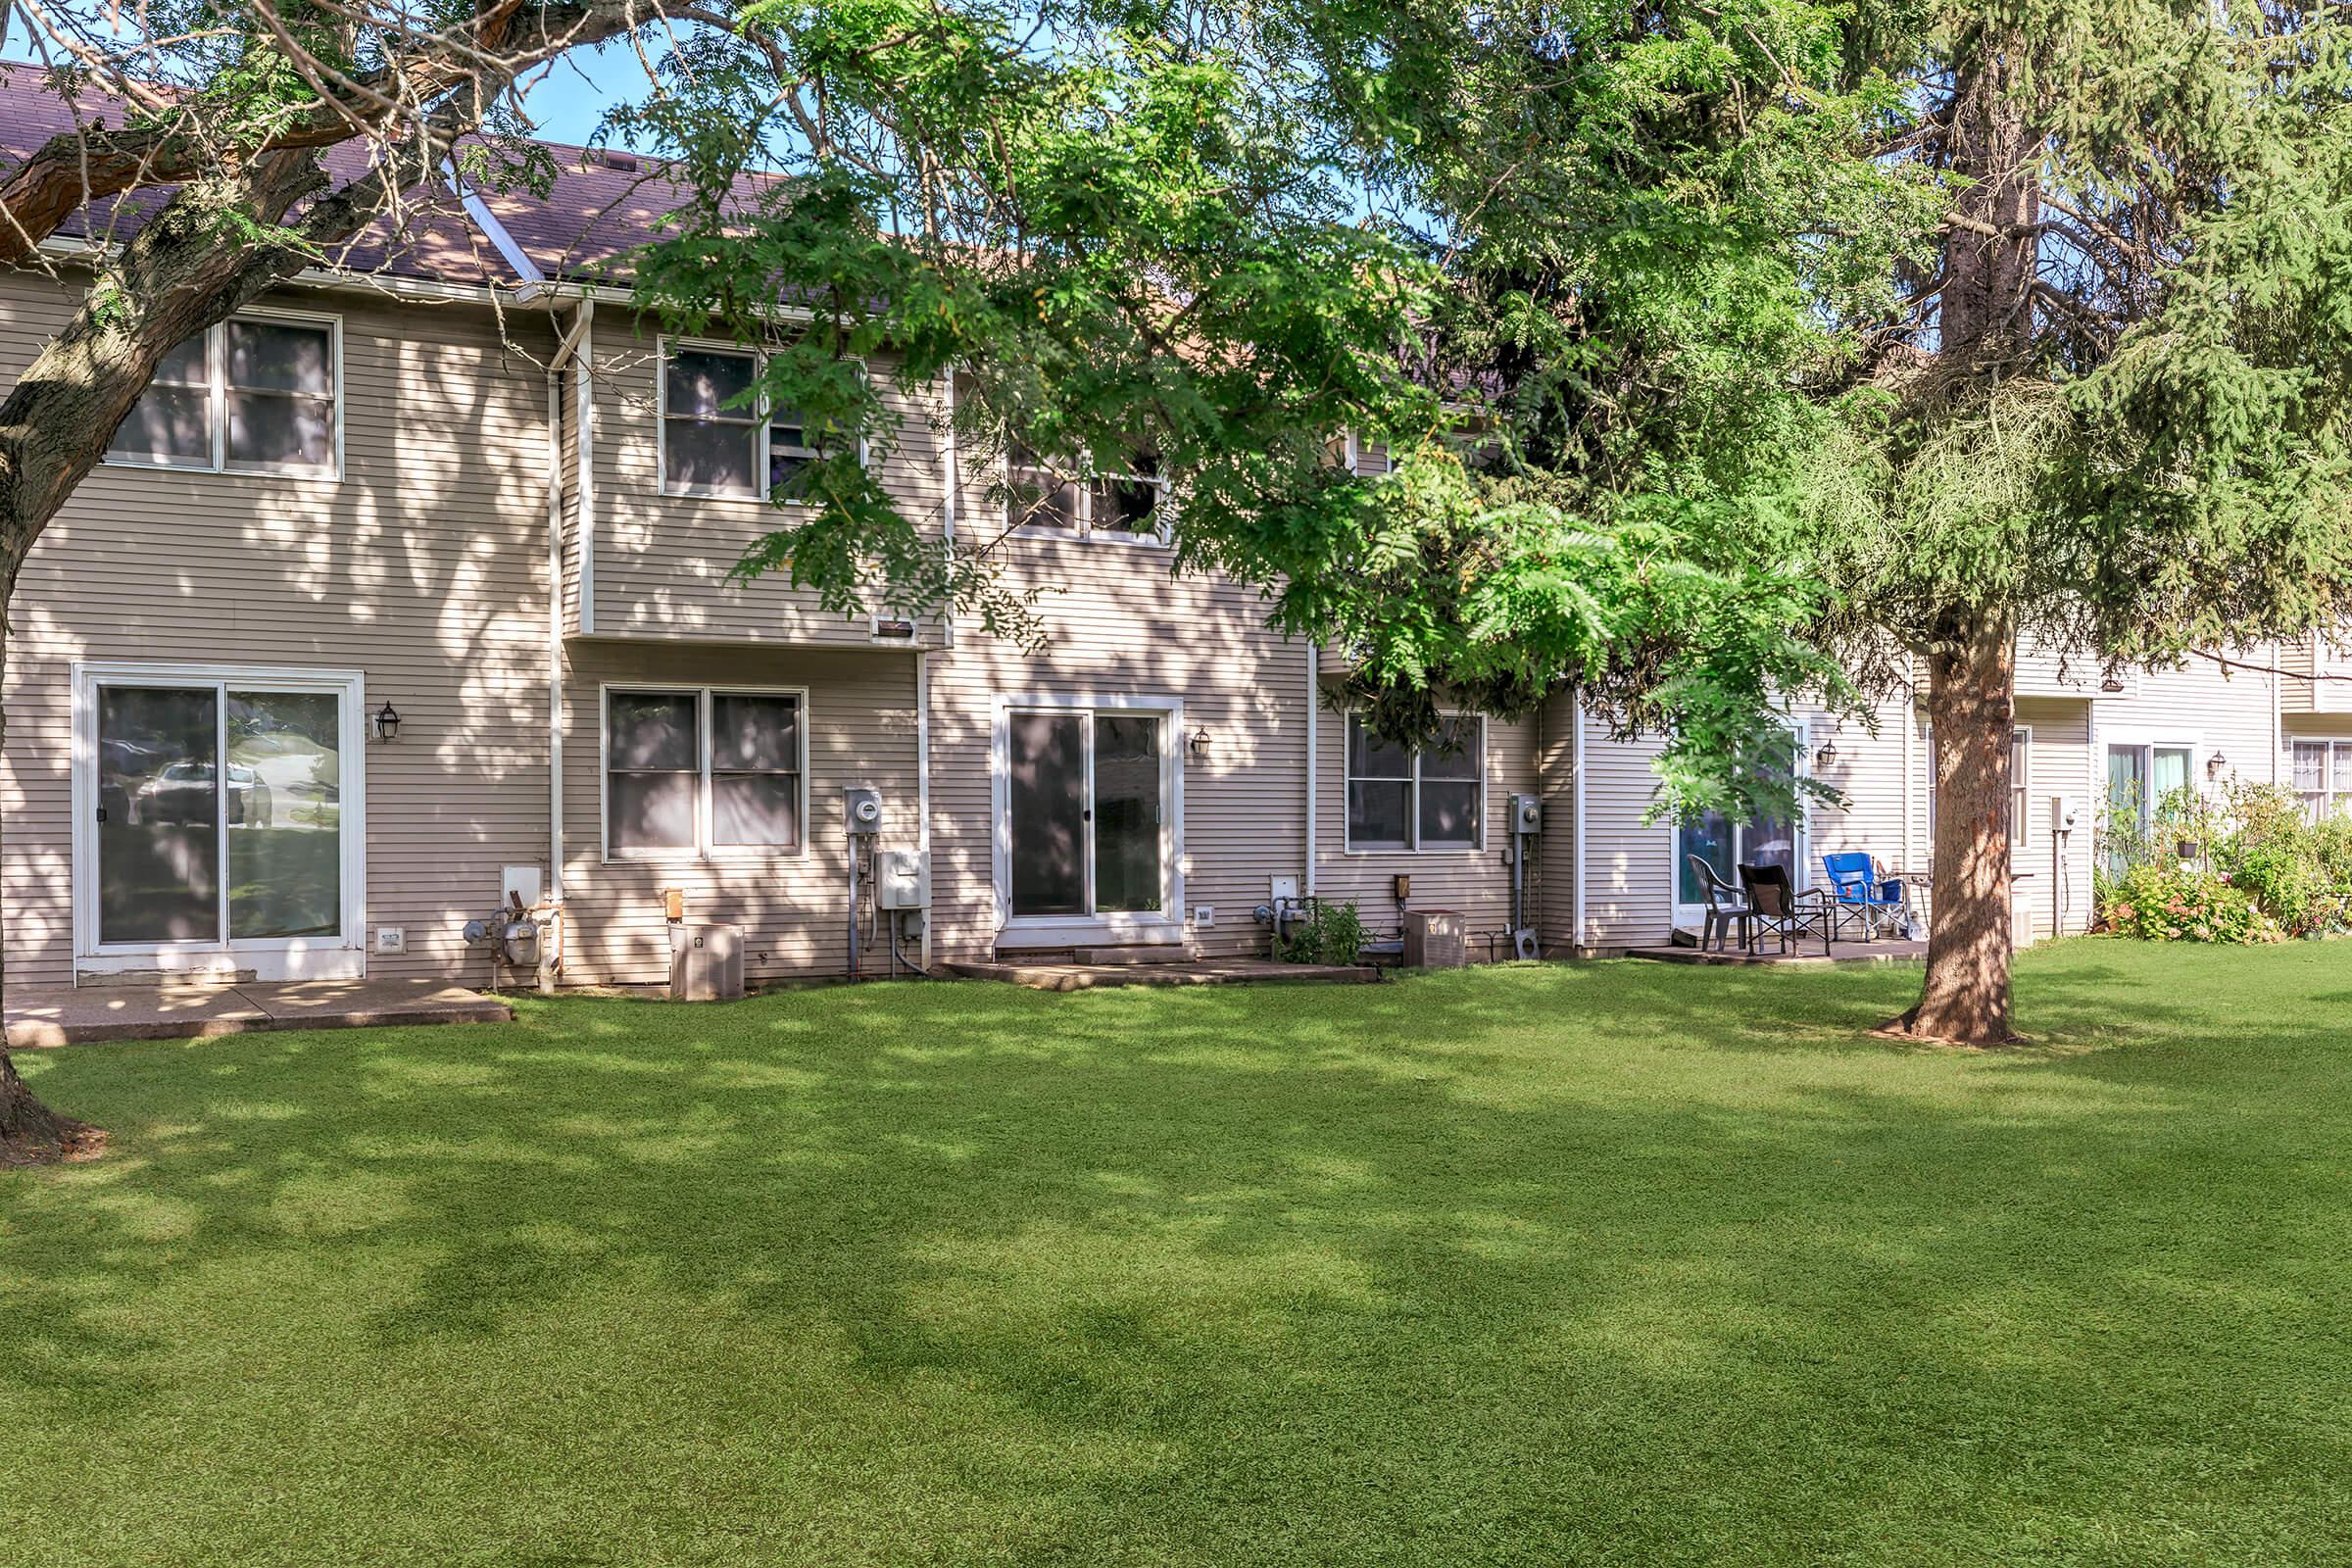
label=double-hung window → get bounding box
[606,688,805,857]
[107,313,339,477]
[1922,726,2034,854]
[1005,442,1166,541]
[1345,713,1485,851]
[660,341,849,501]
[2292,739,2352,820]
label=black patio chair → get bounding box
[1685,854,1752,953]
[1738,862,1833,957]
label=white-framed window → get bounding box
[1004,441,1167,542]
[603,685,807,858]
[1923,725,2034,857]
[1344,712,1485,852]
[658,337,860,501]
[105,310,341,478]
[2010,725,2032,846]
[2292,739,2352,820]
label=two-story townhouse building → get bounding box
[0,77,2312,988]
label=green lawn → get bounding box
[7,942,2351,1566]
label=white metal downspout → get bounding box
[1304,641,1319,899]
[1571,690,1588,952]
[544,303,593,911]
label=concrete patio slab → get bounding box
[949,956,1380,990]
[5,978,511,1048]
[1624,938,1928,968]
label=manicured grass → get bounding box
[7,942,2352,1566]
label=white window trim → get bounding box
[988,692,1186,942]
[600,682,811,862]
[101,306,345,482]
[1667,718,1811,922]
[2289,737,2352,818]
[1341,711,1490,855]
[654,334,869,504]
[70,660,368,981]
[2100,731,2203,836]
[2011,723,2034,851]
[1003,445,1173,547]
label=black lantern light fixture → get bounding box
[1814,733,1839,769]
[372,700,402,743]
[1189,724,1212,758]
[2207,749,2228,781]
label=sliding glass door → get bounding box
[82,667,359,970]
[1004,707,1169,921]
[1675,725,1806,918]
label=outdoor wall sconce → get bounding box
[2100,675,2128,693]
[1814,735,1839,768]
[2207,750,2228,780]
[372,700,402,743]
[1189,725,1212,758]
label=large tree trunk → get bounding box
[1901,609,2020,1045]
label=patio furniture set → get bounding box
[1687,853,1924,957]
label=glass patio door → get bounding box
[1005,709,1166,919]
[1676,726,1806,915]
[89,676,350,954]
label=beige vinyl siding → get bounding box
[1534,688,1580,953]
[560,360,583,636]
[0,274,557,984]
[576,318,950,647]
[1566,729,1672,951]
[557,642,920,983]
[1311,697,1539,955]
[2007,699,2095,941]
[925,539,1320,962]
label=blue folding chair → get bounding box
[1821,853,1905,941]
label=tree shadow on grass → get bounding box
[7,956,2351,1564]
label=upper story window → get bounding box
[1345,712,1485,852]
[106,313,339,478]
[659,340,855,501]
[606,686,805,858]
[2292,739,2352,820]
[1005,441,1165,542]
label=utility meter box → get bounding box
[668,922,745,1002]
[843,786,884,836]
[2052,795,2083,834]
[877,849,931,909]
[1508,793,1543,835]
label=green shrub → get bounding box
[1277,899,1369,965]
[2100,864,2271,944]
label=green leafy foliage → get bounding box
[2101,864,2270,946]
[1274,898,1368,965]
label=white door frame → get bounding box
[1668,718,1811,928]
[991,692,1185,946]
[72,661,368,982]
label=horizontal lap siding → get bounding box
[1534,689,1579,952]
[1581,730,1672,950]
[1311,698,1537,953]
[582,318,949,646]
[559,643,920,983]
[925,534,1311,963]
[2012,699,2095,941]
[0,278,557,984]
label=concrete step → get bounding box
[1070,946,1194,965]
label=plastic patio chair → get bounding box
[1820,852,1905,941]
[1685,854,1751,953]
[1739,862,1833,956]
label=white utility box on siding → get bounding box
[876,849,930,909]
